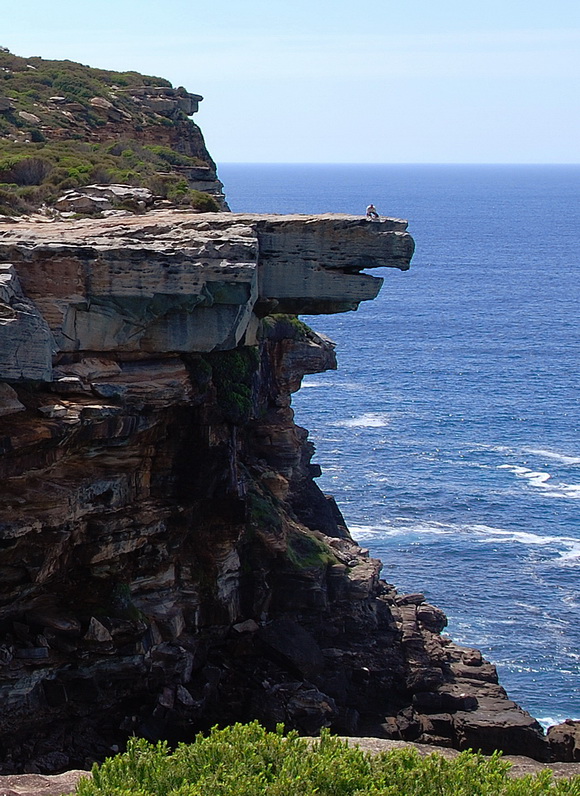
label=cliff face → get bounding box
[0,211,551,773]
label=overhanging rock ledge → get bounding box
[0,210,555,773]
[0,212,413,380]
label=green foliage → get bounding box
[0,51,170,116]
[187,356,213,390]
[142,145,200,167]
[188,190,220,212]
[261,313,313,341]
[0,138,213,214]
[248,491,282,533]
[206,348,259,424]
[0,50,217,214]
[287,530,335,570]
[72,724,580,796]
[107,583,143,621]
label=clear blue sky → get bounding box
[3,0,579,163]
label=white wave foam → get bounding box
[542,487,580,500]
[524,448,580,465]
[350,520,580,562]
[557,543,580,561]
[334,413,390,428]
[498,464,580,499]
[349,524,382,538]
[300,380,326,388]
[465,526,580,560]
[537,716,580,731]
[474,527,555,546]
[562,595,580,607]
[469,443,515,454]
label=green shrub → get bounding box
[206,348,259,424]
[73,723,580,796]
[0,155,52,185]
[261,314,313,341]
[189,190,219,212]
[287,531,335,570]
[186,356,213,390]
[0,138,218,213]
[248,491,282,533]
[143,144,203,167]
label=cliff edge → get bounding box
[0,210,555,773]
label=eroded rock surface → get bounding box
[0,212,411,369]
[0,211,556,773]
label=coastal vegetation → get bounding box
[261,313,313,341]
[0,48,219,214]
[207,348,260,424]
[0,138,218,214]
[0,49,174,121]
[73,723,580,796]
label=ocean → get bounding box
[219,163,580,728]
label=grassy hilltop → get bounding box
[0,47,219,214]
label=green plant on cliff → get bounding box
[261,313,313,342]
[247,491,282,534]
[187,189,219,212]
[186,355,213,391]
[0,50,172,122]
[73,723,580,796]
[107,582,143,622]
[205,348,260,425]
[287,529,336,571]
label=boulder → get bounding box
[416,603,447,633]
[255,682,337,735]
[0,770,89,795]
[548,720,580,762]
[54,192,112,214]
[18,110,41,124]
[89,96,113,110]
[0,383,25,416]
[81,184,153,206]
[54,185,154,215]
[452,701,549,760]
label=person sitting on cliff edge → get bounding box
[366,203,380,220]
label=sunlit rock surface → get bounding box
[0,212,412,371]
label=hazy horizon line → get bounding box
[218,161,580,166]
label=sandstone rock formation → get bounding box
[0,211,553,774]
[0,212,411,370]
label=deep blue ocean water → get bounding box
[220,164,580,727]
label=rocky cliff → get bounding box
[0,209,556,774]
[0,51,226,214]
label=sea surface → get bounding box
[220,163,580,728]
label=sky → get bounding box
[2,0,579,163]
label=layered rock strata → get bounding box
[0,212,552,773]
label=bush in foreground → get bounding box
[72,722,580,796]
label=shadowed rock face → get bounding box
[0,211,552,774]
